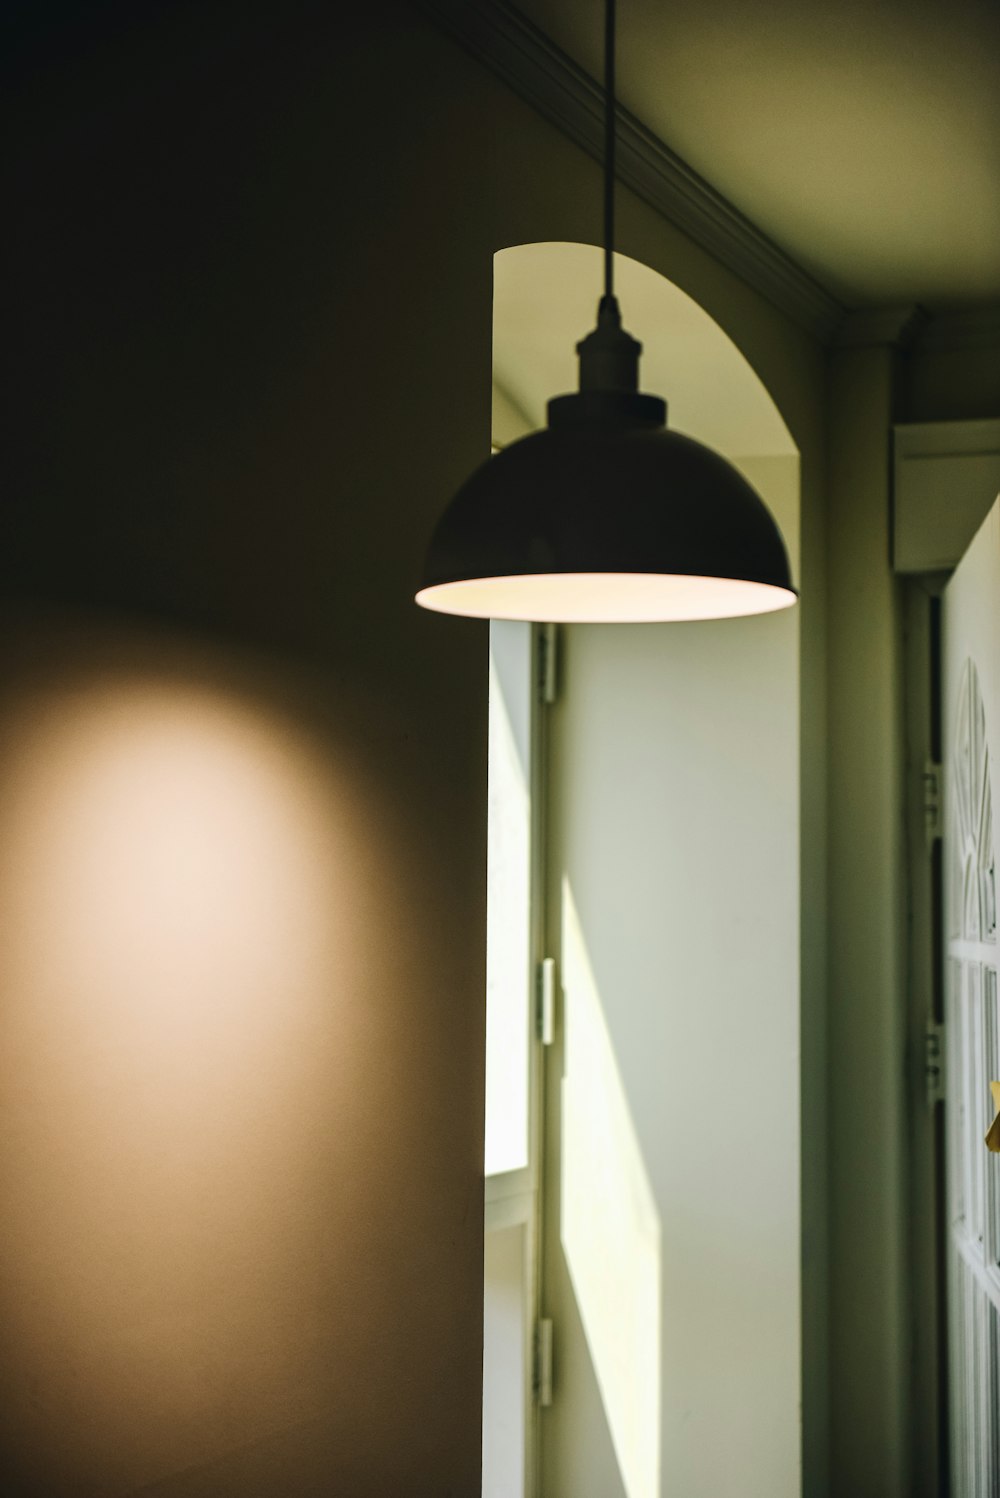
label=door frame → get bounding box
[903,575,950,1497]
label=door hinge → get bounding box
[925,1018,946,1106]
[536,957,557,1045]
[923,759,943,845]
[539,622,559,706]
[534,1318,553,1407]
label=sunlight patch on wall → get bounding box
[561,879,661,1498]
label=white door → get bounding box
[944,498,1000,1496]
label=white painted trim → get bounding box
[835,304,927,350]
[919,306,1000,354]
[894,419,1000,574]
[486,1165,535,1204]
[485,1186,534,1233]
[896,419,1000,460]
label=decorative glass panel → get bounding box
[987,968,1000,1272]
[953,956,967,1228]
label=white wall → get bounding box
[543,605,801,1498]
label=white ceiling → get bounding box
[514,0,1000,312]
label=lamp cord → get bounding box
[603,0,616,302]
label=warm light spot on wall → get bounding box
[1,676,355,1077]
[0,637,390,1492]
[561,880,661,1498]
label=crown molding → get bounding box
[416,0,998,358]
[415,0,846,342]
[835,305,927,351]
[832,303,1000,357]
[916,305,1000,353]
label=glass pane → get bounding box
[484,621,532,1176]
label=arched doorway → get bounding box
[485,241,802,1498]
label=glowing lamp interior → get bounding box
[416,573,797,623]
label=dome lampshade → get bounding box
[416,301,796,623]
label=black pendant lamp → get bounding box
[415,0,797,624]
